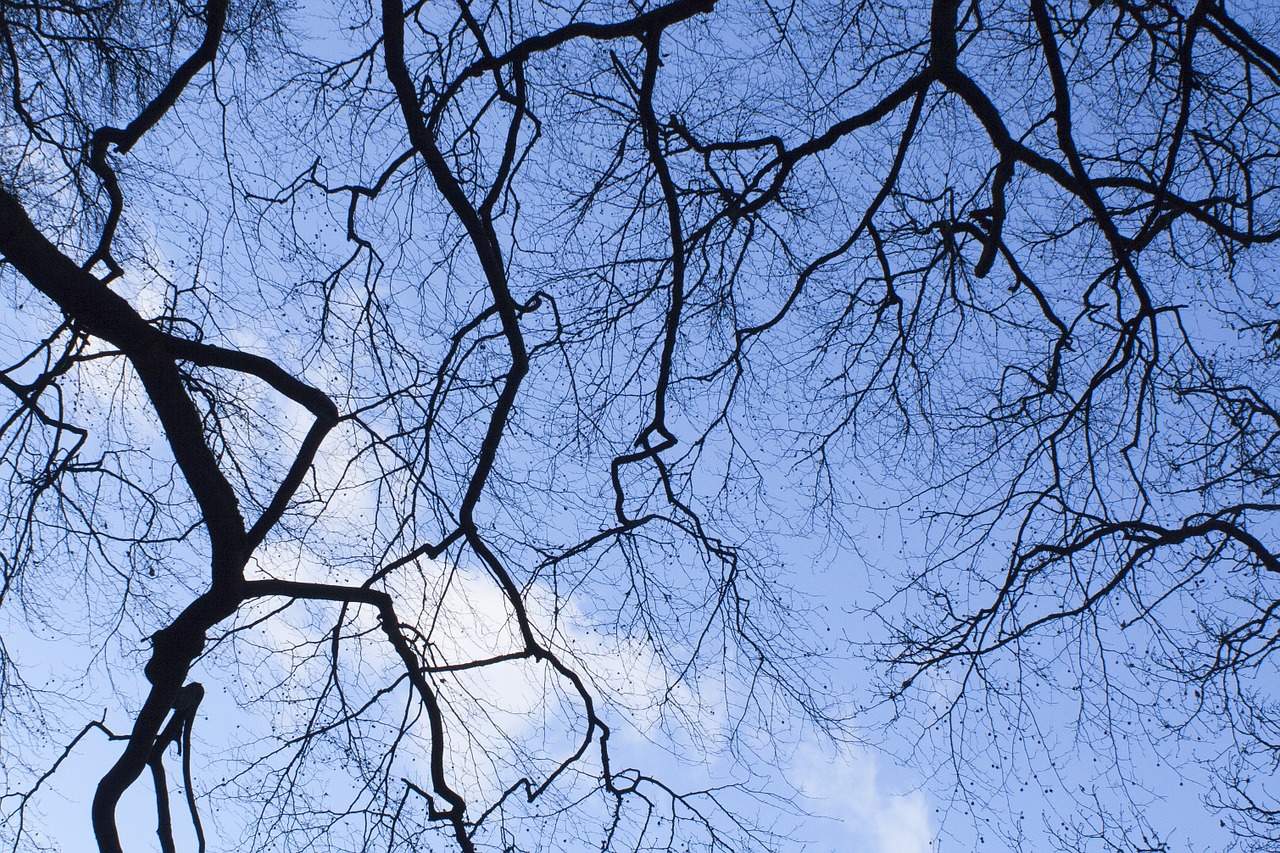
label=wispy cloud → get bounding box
[789,744,932,853]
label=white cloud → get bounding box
[790,743,933,853]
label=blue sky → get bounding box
[3,0,1279,850]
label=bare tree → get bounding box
[2,0,1280,850]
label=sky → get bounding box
[2,0,1277,851]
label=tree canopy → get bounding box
[2,0,1280,850]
